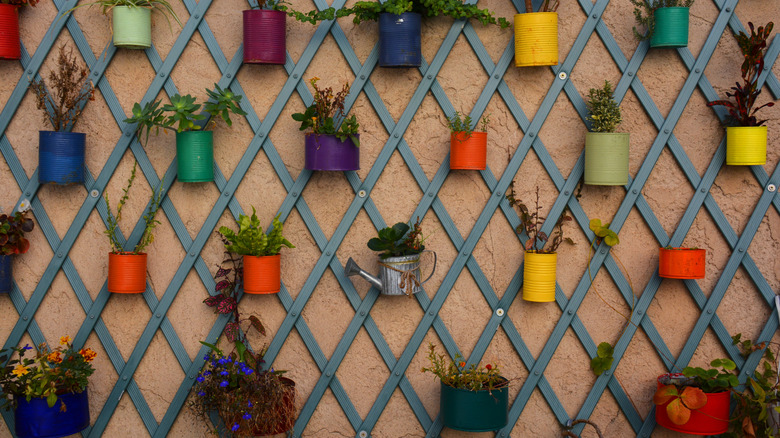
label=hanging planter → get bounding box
[242,254,281,294]
[112,6,152,49]
[514,12,558,67]
[246,377,296,435]
[726,126,767,165]
[38,131,85,185]
[243,9,286,64]
[651,7,689,48]
[176,131,213,182]
[14,390,90,438]
[108,252,148,293]
[654,373,730,435]
[450,132,487,170]
[584,132,629,185]
[378,12,421,67]
[304,134,360,171]
[0,254,11,293]
[658,247,705,279]
[523,251,557,302]
[440,380,508,432]
[0,4,20,60]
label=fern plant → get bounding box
[104,161,164,254]
[586,81,622,133]
[219,208,295,257]
[447,112,489,137]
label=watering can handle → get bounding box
[419,251,437,285]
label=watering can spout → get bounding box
[345,257,383,290]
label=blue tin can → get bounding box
[39,131,85,185]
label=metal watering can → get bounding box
[345,251,436,296]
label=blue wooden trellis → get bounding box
[0,0,777,435]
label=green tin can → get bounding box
[112,6,152,49]
[176,131,214,182]
[440,380,508,432]
[651,7,689,48]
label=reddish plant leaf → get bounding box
[225,322,239,342]
[666,398,692,425]
[680,386,707,410]
[653,384,680,406]
[249,315,265,336]
[203,295,223,307]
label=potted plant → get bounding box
[0,199,33,294]
[29,45,94,185]
[506,186,573,302]
[291,77,360,171]
[658,246,705,279]
[422,343,509,432]
[68,0,181,49]
[218,207,294,295]
[448,112,489,170]
[0,0,37,60]
[125,83,248,182]
[335,0,509,67]
[0,336,97,438]
[708,22,775,165]
[514,0,558,67]
[584,80,629,186]
[192,252,296,436]
[104,161,164,294]
[727,334,780,438]
[630,0,694,48]
[654,358,738,435]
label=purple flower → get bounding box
[196,376,205,383]
[198,391,206,397]
[242,412,252,420]
[203,354,210,361]
[245,368,254,375]
[231,422,239,432]
[220,370,229,376]
[203,371,211,376]
[22,344,32,350]
[220,380,229,387]
[247,401,253,408]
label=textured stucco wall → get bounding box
[0,0,779,436]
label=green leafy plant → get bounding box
[218,208,295,257]
[337,0,511,27]
[367,218,426,259]
[66,0,182,28]
[447,111,489,137]
[506,186,573,254]
[586,80,622,133]
[421,343,507,392]
[291,77,360,147]
[29,45,95,132]
[124,84,248,145]
[104,161,164,254]
[0,336,96,409]
[708,22,775,127]
[653,358,739,426]
[630,0,693,41]
[1,0,37,6]
[724,334,780,438]
[590,342,614,377]
[0,201,34,255]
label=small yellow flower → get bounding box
[59,336,71,346]
[12,365,28,377]
[47,351,62,364]
[79,348,97,362]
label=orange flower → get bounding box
[79,348,97,362]
[59,336,72,345]
[458,361,465,368]
[47,351,62,364]
[12,364,28,377]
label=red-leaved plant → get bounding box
[708,22,775,126]
[0,202,34,255]
[0,0,38,7]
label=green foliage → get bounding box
[104,161,164,254]
[291,77,360,146]
[447,111,489,138]
[66,0,182,28]
[337,0,511,27]
[0,206,34,255]
[630,0,694,41]
[0,337,96,410]
[682,358,739,393]
[506,186,573,254]
[0,0,38,6]
[590,342,614,376]
[586,80,622,133]
[589,218,619,247]
[367,219,426,259]
[421,343,508,391]
[219,208,295,257]
[124,83,248,142]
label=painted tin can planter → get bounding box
[514,12,558,67]
[726,126,767,165]
[651,7,689,48]
[440,380,509,432]
[450,132,487,170]
[378,12,421,67]
[584,132,629,186]
[243,9,286,65]
[176,131,213,182]
[14,390,90,438]
[305,134,359,171]
[39,131,85,185]
[0,254,11,293]
[0,4,20,60]
[523,251,556,302]
[658,247,705,279]
[243,254,281,294]
[108,252,147,294]
[655,374,730,435]
[112,6,152,49]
